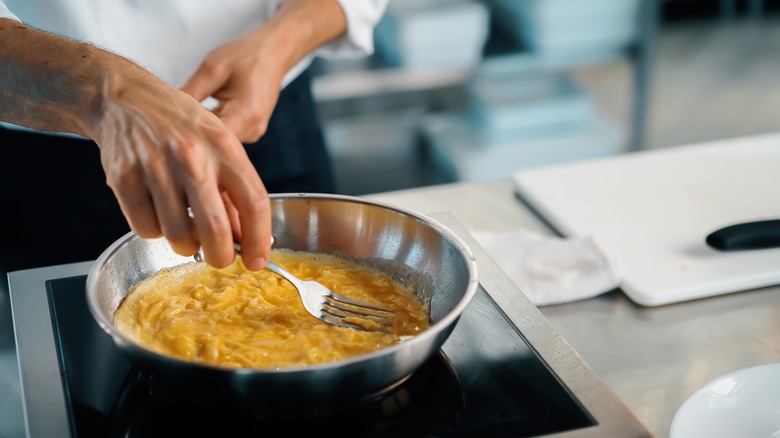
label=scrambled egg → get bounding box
[114,250,429,368]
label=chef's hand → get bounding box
[93,70,272,271]
[0,19,272,271]
[180,24,285,143]
[180,0,349,142]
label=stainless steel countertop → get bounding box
[368,179,780,438]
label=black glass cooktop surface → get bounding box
[46,275,594,438]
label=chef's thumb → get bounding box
[215,100,268,143]
[180,63,226,103]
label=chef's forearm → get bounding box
[0,18,133,138]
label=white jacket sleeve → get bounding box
[0,1,20,21]
[316,0,389,58]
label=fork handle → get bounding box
[264,260,306,289]
[230,241,302,286]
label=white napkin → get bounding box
[470,228,622,306]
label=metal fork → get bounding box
[194,243,395,332]
[263,259,395,332]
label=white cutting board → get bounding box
[513,133,780,306]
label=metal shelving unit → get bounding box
[310,1,662,194]
[312,0,660,152]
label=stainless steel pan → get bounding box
[86,194,478,416]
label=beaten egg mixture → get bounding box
[114,250,429,368]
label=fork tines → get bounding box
[319,292,395,332]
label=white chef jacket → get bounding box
[0,0,387,88]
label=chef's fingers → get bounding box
[145,160,200,257]
[221,191,243,241]
[105,166,162,238]
[180,59,231,104]
[185,181,235,269]
[214,98,268,144]
[220,165,271,271]
[116,190,162,239]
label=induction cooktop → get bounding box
[9,214,648,437]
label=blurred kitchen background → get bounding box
[310,0,780,195]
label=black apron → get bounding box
[0,70,335,272]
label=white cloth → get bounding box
[470,228,622,306]
[0,0,387,88]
